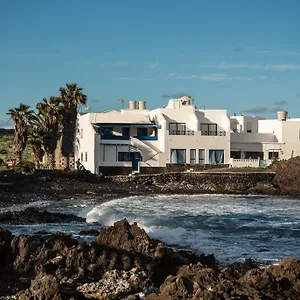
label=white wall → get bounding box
[230,116,264,133]
[281,121,300,159]
[75,114,96,173]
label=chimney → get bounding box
[277,111,288,121]
[129,100,137,110]
[138,100,146,110]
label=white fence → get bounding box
[230,158,260,168]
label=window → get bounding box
[169,123,186,135]
[247,122,252,133]
[199,149,205,166]
[200,123,217,136]
[209,150,224,165]
[80,128,83,138]
[170,149,186,164]
[137,127,148,136]
[80,152,83,161]
[122,127,130,136]
[231,151,241,159]
[102,127,113,137]
[268,151,279,160]
[85,152,88,162]
[190,149,196,166]
[245,152,263,159]
[118,152,140,161]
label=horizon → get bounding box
[1,0,300,128]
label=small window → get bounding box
[169,123,186,135]
[80,152,83,161]
[247,122,252,133]
[268,151,279,160]
[209,150,224,165]
[199,149,205,166]
[80,128,83,138]
[170,149,186,164]
[200,123,217,136]
[190,149,196,166]
[118,152,140,161]
[137,127,148,136]
[122,127,130,136]
[85,152,88,162]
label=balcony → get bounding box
[169,130,194,135]
[101,135,157,141]
[201,131,226,136]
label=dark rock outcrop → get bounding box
[0,207,85,224]
[0,220,300,299]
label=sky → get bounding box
[1,0,300,127]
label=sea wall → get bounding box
[112,172,277,194]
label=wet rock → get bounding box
[77,268,149,299]
[0,227,13,266]
[16,273,62,300]
[96,219,155,256]
[0,207,85,224]
[268,258,300,293]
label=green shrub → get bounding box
[10,161,36,173]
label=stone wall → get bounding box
[112,172,276,194]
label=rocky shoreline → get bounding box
[0,169,293,209]
[1,158,300,299]
[0,218,299,299]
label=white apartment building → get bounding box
[75,96,230,174]
[230,111,300,167]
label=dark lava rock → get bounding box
[1,220,300,299]
[16,273,62,300]
[0,207,85,224]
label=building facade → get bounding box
[75,97,230,174]
[230,111,300,167]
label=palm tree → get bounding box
[59,83,87,169]
[36,96,62,169]
[28,126,44,168]
[6,104,35,163]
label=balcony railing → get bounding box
[169,130,194,135]
[201,131,226,136]
[101,135,130,140]
[101,135,157,141]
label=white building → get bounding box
[75,97,230,174]
[230,111,300,167]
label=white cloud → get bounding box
[191,73,265,81]
[257,50,300,56]
[196,62,300,71]
[149,62,160,69]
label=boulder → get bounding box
[77,268,149,299]
[16,273,62,300]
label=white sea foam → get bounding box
[3,193,300,265]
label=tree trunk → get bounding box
[50,152,56,170]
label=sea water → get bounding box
[1,194,300,265]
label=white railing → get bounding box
[230,158,260,168]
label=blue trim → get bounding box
[101,135,130,140]
[92,123,161,128]
[135,136,158,141]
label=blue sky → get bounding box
[1,0,300,127]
